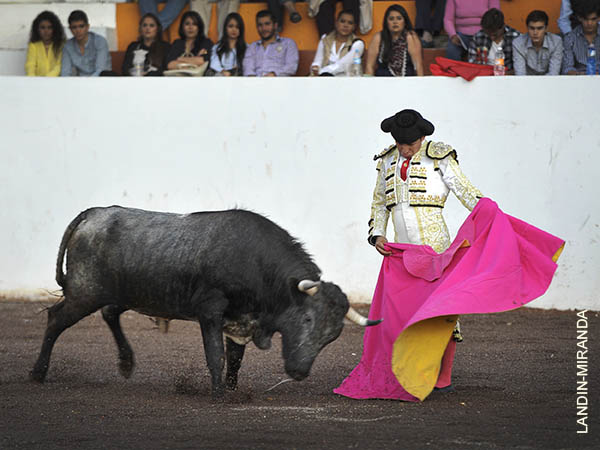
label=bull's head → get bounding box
[276,279,381,381]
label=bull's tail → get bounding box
[55,209,91,288]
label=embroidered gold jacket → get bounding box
[368,140,483,253]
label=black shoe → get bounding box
[433,384,455,393]
[290,12,302,23]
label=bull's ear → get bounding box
[252,328,273,350]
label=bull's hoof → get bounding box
[29,369,46,383]
[211,385,225,401]
[225,375,238,391]
[118,358,135,379]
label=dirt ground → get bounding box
[0,301,598,450]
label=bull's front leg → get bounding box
[225,337,246,391]
[197,290,228,398]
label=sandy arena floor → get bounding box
[0,301,598,449]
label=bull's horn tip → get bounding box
[366,318,383,326]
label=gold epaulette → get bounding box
[373,144,397,161]
[426,141,458,161]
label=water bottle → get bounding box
[493,46,505,76]
[586,44,597,75]
[348,49,362,77]
[130,62,144,77]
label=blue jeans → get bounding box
[139,0,188,30]
[445,31,472,61]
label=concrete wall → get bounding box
[0,76,598,310]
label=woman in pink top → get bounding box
[444,0,500,60]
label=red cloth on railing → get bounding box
[429,56,494,81]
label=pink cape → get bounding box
[334,198,564,401]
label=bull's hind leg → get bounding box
[101,305,135,378]
[225,338,246,391]
[30,299,103,383]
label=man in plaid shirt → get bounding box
[467,8,520,71]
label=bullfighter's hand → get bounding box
[375,236,392,256]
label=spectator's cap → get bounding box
[381,109,434,144]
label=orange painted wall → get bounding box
[117,0,561,52]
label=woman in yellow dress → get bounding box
[25,11,66,76]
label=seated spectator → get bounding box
[308,0,360,38]
[416,0,446,48]
[26,10,65,76]
[444,0,500,61]
[266,0,302,32]
[122,13,171,76]
[60,10,112,76]
[467,8,520,72]
[138,0,187,31]
[190,0,240,38]
[243,10,299,76]
[310,9,364,76]
[513,10,563,76]
[562,0,600,74]
[365,4,423,76]
[207,12,247,76]
[165,11,213,72]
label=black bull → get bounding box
[31,207,378,396]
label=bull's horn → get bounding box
[297,280,321,296]
[346,306,383,327]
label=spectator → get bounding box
[562,0,600,74]
[310,9,364,76]
[467,8,520,72]
[190,0,240,38]
[208,12,247,76]
[60,10,111,76]
[165,11,213,72]
[138,0,187,31]
[513,10,563,76]
[26,10,65,76]
[122,13,171,76]
[444,0,499,61]
[308,0,360,38]
[416,0,446,48]
[365,4,423,76]
[243,10,299,76]
[266,0,302,32]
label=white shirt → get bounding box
[311,34,365,76]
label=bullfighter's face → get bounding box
[397,136,425,159]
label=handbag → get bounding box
[164,61,208,77]
[164,48,209,77]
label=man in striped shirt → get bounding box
[562,0,600,74]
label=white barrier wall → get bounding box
[0,76,598,310]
